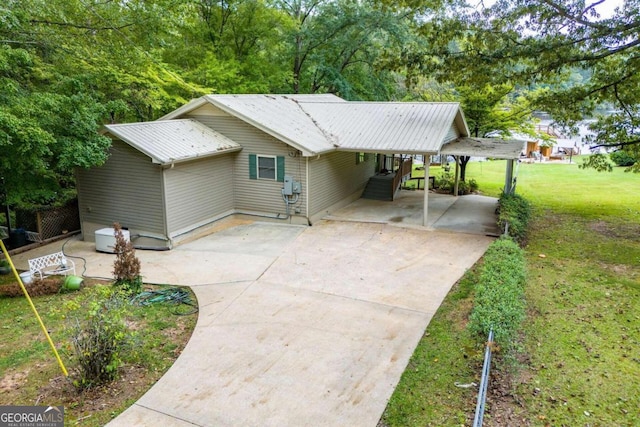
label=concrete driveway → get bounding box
[9,194,496,426]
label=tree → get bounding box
[0,0,205,210]
[429,0,640,171]
[275,0,415,98]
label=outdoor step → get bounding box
[362,176,395,201]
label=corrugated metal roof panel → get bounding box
[440,137,526,159]
[157,94,469,156]
[104,119,242,165]
[205,95,337,155]
[301,102,465,154]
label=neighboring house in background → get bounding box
[76,94,470,249]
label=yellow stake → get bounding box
[0,239,68,377]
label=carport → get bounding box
[362,136,525,227]
[440,137,525,196]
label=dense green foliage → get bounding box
[497,192,532,244]
[609,149,637,167]
[2,0,639,210]
[468,238,527,355]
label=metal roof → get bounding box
[301,102,467,154]
[440,137,526,159]
[203,95,337,156]
[158,95,469,156]
[104,119,242,165]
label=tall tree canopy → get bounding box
[3,0,639,214]
[428,0,640,170]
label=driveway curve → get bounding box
[106,219,493,426]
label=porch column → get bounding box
[504,159,514,194]
[423,155,430,227]
[453,156,460,197]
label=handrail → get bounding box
[391,158,413,199]
[473,329,494,427]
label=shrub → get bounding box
[497,192,531,244]
[609,150,637,167]
[434,173,479,195]
[468,238,526,355]
[67,287,136,390]
[112,222,142,294]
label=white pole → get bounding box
[505,159,514,194]
[453,156,460,197]
[423,154,430,226]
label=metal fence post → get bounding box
[473,329,494,427]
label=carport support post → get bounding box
[504,159,514,194]
[423,155,430,227]
[453,156,460,197]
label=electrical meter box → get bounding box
[283,175,302,196]
[283,175,294,196]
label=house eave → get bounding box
[155,146,244,166]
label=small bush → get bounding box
[468,238,526,355]
[67,287,136,390]
[497,192,531,244]
[434,173,479,195]
[609,150,637,167]
[112,222,142,294]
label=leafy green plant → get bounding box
[66,287,137,390]
[497,192,531,244]
[112,222,142,294]
[468,237,526,357]
[434,172,479,195]
[609,150,637,167]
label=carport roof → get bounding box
[104,119,242,165]
[160,94,470,156]
[440,137,525,159]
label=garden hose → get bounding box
[130,287,198,315]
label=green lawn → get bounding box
[0,278,196,425]
[382,157,640,426]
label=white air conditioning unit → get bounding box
[95,228,130,253]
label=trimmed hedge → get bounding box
[469,238,526,354]
[497,192,531,244]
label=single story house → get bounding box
[76,94,520,249]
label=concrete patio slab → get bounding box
[325,191,500,236]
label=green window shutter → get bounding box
[276,156,285,182]
[249,154,257,179]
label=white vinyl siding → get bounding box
[308,151,375,217]
[445,123,459,143]
[77,140,165,235]
[187,110,308,217]
[164,154,234,236]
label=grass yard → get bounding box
[382,157,640,426]
[0,276,196,426]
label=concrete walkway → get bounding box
[10,193,497,426]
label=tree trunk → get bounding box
[459,156,470,181]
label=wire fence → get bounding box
[473,329,494,427]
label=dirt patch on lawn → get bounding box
[589,220,640,241]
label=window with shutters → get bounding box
[249,154,285,181]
